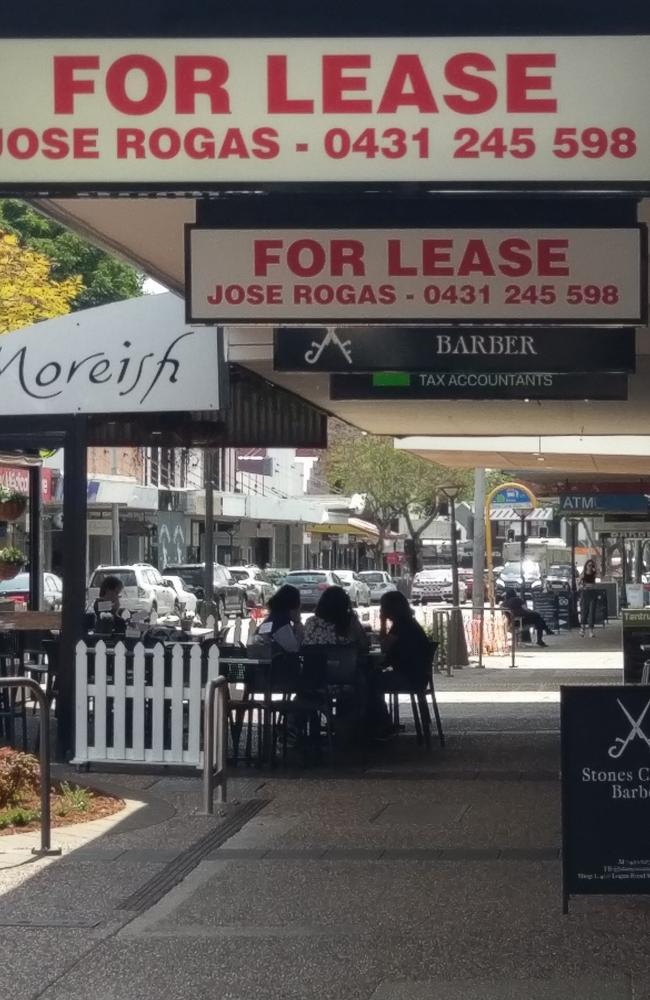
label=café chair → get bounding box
[387,640,444,750]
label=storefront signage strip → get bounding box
[188,226,644,325]
[273,327,636,373]
[0,294,220,416]
[559,494,648,514]
[329,371,628,400]
[4,37,650,186]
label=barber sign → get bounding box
[561,686,650,911]
[2,37,650,187]
[187,226,645,324]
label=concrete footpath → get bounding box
[2,622,649,1000]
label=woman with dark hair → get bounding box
[579,558,599,638]
[303,585,369,652]
[368,590,433,737]
[252,584,303,652]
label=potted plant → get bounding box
[0,547,25,581]
[0,486,26,523]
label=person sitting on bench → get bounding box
[500,589,553,648]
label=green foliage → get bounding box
[0,748,40,808]
[0,486,25,503]
[0,546,25,566]
[0,805,40,829]
[0,200,143,310]
[324,435,473,536]
[55,782,92,817]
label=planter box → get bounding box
[0,499,26,522]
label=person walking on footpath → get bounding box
[580,558,599,638]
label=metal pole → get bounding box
[204,449,215,603]
[59,417,88,761]
[519,511,527,602]
[111,503,121,565]
[0,679,60,855]
[450,496,460,607]
[202,676,228,815]
[448,497,469,670]
[472,467,486,614]
[570,519,579,626]
[28,465,43,610]
[477,606,485,670]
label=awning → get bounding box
[307,518,379,540]
[490,507,555,522]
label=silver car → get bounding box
[358,571,398,603]
[281,570,342,611]
[335,570,371,607]
[228,566,274,607]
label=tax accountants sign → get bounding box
[187,227,645,324]
[3,36,650,187]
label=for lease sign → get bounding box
[1,37,650,185]
[187,227,644,324]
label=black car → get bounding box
[162,563,246,617]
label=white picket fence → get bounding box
[73,640,221,767]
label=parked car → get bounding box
[495,560,544,599]
[161,562,247,617]
[411,567,467,604]
[358,570,397,603]
[87,564,176,616]
[161,575,198,615]
[0,572,63,611]
[228,566,275,607]
[280,569,342,610]
[334,570,371,607]
[457,567,474,600]
[266,568,290,590]
[546,564,573,592]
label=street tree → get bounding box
[0,232,82,333]
[324,434,474,571]
[0,200,143,310]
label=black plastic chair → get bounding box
[387,640,444,750]
[0,631,27,750]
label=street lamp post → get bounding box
[440,483,469,671]
[518,507,533,601]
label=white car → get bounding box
[411,568,467,605]
[359,571,398,603]
[228,566,274,607]
[87,564,176,616]
[335,570,371,607]
[161,575,198,615]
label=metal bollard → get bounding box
[202,676,228,815]
[0,678,61,856]
[476,607,485,669]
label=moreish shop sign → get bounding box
[0,292,220,415]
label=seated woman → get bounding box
[303,585,370,652]
[251,584,303,653]
[92,575,126,635]
[368,590,433,737]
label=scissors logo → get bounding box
[608,698,650,758]
[304,328,353,366]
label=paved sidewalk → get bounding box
[2,622,645,1000]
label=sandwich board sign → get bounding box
[561,685,650,912]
